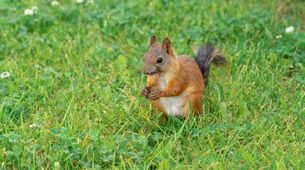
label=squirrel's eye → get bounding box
[157,57,163,63]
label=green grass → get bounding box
[0,0,305,169]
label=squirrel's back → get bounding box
[176,55,205,86]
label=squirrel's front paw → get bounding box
[149,91,161,100]
[140,87,151,99]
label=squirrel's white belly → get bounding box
[160,96,184,116]
[158,73,184,116]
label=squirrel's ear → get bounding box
[150,35,157,46]
[161,37,172,53]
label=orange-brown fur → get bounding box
[140,35,224,118]
[153,54,205,116]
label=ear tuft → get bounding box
[150,35,157,46]
[161,37,172,51]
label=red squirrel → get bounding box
[140,35,225,118]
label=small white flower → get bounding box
[24,9,34,15]
[87,0,94,3]
[31,6,38,10]
[286,26,294,33]
[103,111,106,113]
[275,35,282,39]
[51,1,59,6]
[54,162,60,168]
[76,0,84,3]
[1,72,10,78]
[29,124,41,128]
[29,124,36,128]
[94,118,99,122]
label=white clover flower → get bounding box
[87,0,94,3]
[103,111,106,113]
[1,72,10,78]
[76,0,84,3]
[24,9,34,15]
[29,124,36,128]
[275,35,282,39]
[54,162,60,168]
[29,124,41,128]
[286,26,294,33]
[51,1,59,6]
[31,6,38,10]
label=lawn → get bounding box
[0,0,305,169]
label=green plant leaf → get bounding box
[275,161,286,170]
[127,152,137,158]
[214,84,224,102]
[136,151,143,157]
[242,152,255,166]
[118,145,126,154]
[113,55,127,72]
[159,158,170,170]
[89,129,98,141]
[79,132,87,139]
[52,145,60,151]
[41,73,52,81]
[102,87,113,101]
[0,134,7,140]
[49,128,59,135]
[8,132,22,143]
[219,102,228,119]
[239,107,251,119]
[294,75,305,83]
[270,52,277,64]
[294,159,302,170]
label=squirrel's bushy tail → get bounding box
[195,45,226,87]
